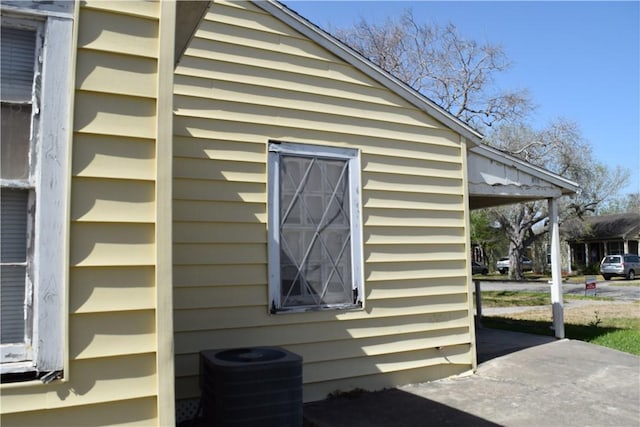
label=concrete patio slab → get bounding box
[304,329,640,427]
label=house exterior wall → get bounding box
[571,240,640,268]
[1,2,175,425]
[567,214,640,268]
[173,0,474,404]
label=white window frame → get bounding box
[267,141,364,314]
[1,4,73,379]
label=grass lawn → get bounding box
[479,291,613,307]
[480,291,640,355]
[472,273,640,286]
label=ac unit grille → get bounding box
[199,347,303,427]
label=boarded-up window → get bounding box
[268,142,364,313]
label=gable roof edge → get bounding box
[253,0,484,146]
[471,143,580,194]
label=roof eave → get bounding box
[470,143,580,195]
[175,0,212,66]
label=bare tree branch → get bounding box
[334,10,534,131]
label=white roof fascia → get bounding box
[253,0,484,146]
[470,143,579,194]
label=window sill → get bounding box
[1,369,64,387]
[271,302,364,315]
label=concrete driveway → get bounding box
[304,329,640,427]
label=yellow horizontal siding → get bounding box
[366,277,470,300]
[174,178,265,203]
[363,152,463,175]
[365,244,466,264]
[74,91,156,139]
[364,208,465,227]
[364,226,466,245]
[361,137,461,161]
[175,311,469,353]
[174,285,268,309]
[304,344,471,383]
[173,243,266,265]
[77,8,158,58]
[71,177,155,223]
[204,1,293,38]
[175,97,449,143]
[173,115,458,158]
[81,0,160,19]
[289,328,471,364]
[197,18,333,63]
[76,48,158,98]
[70,311,156,359]
[186,37,374,89]
[70,266,155,314]
[174,157,265,182]
[0,397,157,427]
[364,191,464,212]
[172,0,473,403]
[72,134,156,181]
[175,58,407,108]
[174,222,266,243]
[70,223,155,267]
[173,264,268,287]
[1,354,157,413]
[176,327,470,378]
[175,79,444,130]
[173,135,265,162]
[363,172,463,195]
[175,296,468,333]
[365,260,467,282]
[174,200,267,223]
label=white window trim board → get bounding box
[32,13,73,374]
[267,141,364,314]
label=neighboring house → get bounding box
[565,213,640,268]
[0,1,577,426]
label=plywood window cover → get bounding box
[268,141,364,314]
[0,10,71,378]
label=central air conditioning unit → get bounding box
[199,347,303,427]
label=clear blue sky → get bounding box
[282,1,640,197]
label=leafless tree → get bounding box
[597,192,640,215]
[335,10,535,130]
[336,11,629,279]
[486,119,630,279]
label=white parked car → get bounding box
[496,257,533,274]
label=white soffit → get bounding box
[468,144,579,208]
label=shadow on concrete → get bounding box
[304,327,557,427]
[475,325,556,363]
[303,387,500,427]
